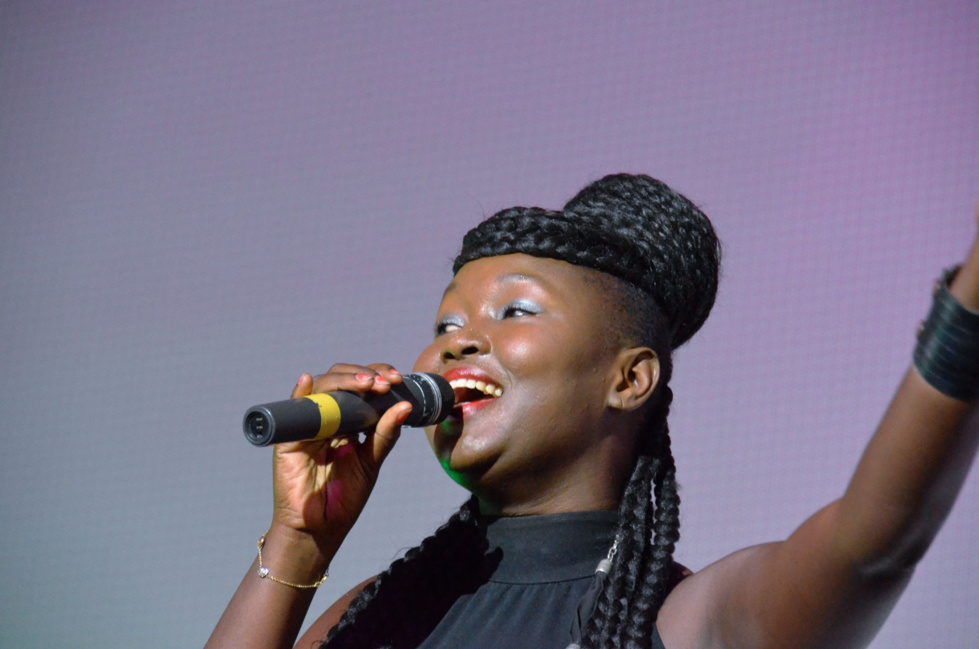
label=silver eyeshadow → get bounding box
[434,300,541,336]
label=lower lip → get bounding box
[454,397,497,419]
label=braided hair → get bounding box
[323,174,721,649]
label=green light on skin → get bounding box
[439,454,468,488]
[435,421,468,487]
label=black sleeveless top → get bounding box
[415,511,668,649]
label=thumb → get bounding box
[361,402,412,468]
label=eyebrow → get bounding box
[442,272,545,298]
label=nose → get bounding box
[440,325,490,361]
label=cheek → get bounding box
[496,329,554,376]
[508,332,589,386]
[506,338,535,362]
[412,342,441,373]
[516,331,614,410]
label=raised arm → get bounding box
[205,365,412,649]
[659,211,979,649]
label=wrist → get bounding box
[948,231,979,310]
[258,521,336,584]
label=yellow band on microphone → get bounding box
[304,393,342,439]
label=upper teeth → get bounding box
[449,378,503,398]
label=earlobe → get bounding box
[608,348,660,411]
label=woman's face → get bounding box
[413,253,640,514]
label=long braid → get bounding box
[582,384,678,649]
[605,457,658,649]
[622,459,660,649]
[648,410,682,611]
[628,393,681,647]
[323,497,485,649]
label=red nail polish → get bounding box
[375,376,389,384]
[355,373,370,381]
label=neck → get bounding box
[472,434,639,517]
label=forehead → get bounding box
[443,253,618,306]
[445,253,588,295]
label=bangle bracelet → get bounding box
[256,530,329,589]
[913,265,979,402]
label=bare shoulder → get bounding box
[656,544,781,649]
[294,576,378,649]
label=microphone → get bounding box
[243,373,454,446]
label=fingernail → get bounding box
[355,373,370,381]
[389,368,401,377]
[374,376,389,385]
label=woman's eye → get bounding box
[501,302,539,319]
[434,319,462,336]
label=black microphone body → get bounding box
[243,372,454,446]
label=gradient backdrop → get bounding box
[1,2,978,648]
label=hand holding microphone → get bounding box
[244,369,454,446]
[251,365,452,581]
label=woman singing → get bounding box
[206,174,979,649]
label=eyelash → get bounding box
[434,319,462,336]
[434,302,539,336]
[501,302,538,318]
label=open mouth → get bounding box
[448,378,503,406]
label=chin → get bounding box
[433,435,500,485]
[435,450,485,492]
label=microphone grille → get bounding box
[402,373,454,426]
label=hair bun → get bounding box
[454,174,721,348]
[562,174,720,347]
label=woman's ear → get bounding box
[607,347,660,411]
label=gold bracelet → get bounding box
[256,530,329,589]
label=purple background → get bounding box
[1,2,977,647]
